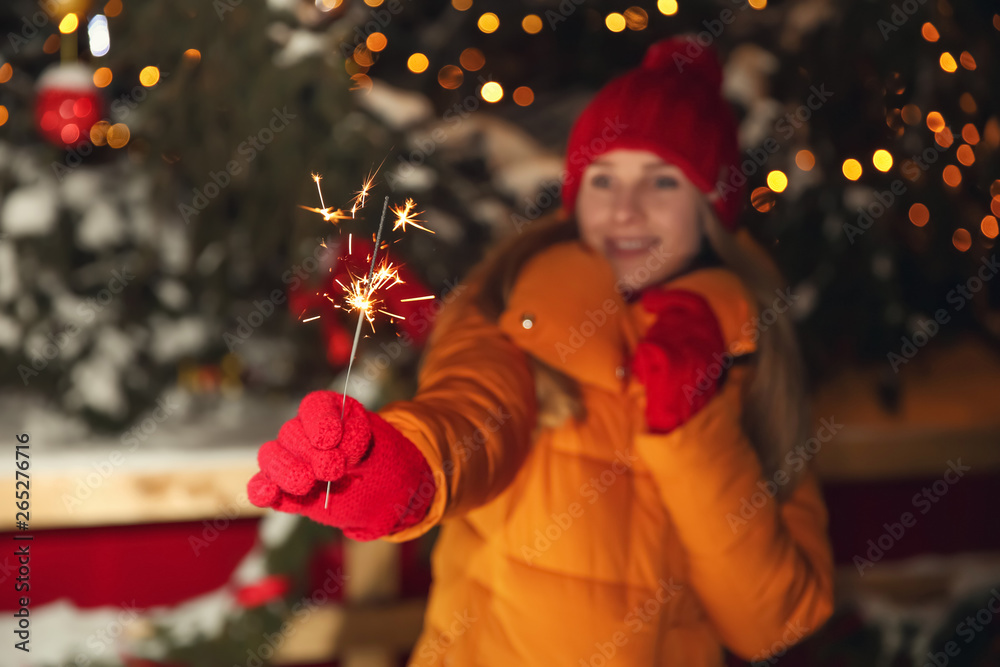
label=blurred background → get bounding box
[0,0,999,665]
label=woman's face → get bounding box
[576,149,706,292]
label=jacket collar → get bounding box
[496,240,758,394]
[497,241,638,394]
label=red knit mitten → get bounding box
[247,391,436,541]
[630,289,727,434]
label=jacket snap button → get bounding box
[616,365,626,379]
[521,313,535,329]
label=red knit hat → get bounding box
[561,35,743,230]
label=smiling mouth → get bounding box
[604,237,660,255]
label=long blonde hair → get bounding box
[472,204,810,500]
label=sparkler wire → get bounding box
[324,195,390,509]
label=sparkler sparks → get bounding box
[348,156,388,219]
[391,198,435,234]
[297,170,435,508]
[334,259,405,330]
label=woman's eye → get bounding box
[591,174,611,188]
[654,176,678,189]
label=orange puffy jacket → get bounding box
[377,240,834,666]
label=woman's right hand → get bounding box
[248,391,436,541]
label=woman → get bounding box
[248,35,834,666]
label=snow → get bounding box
[61,168,105,212]
[0,183,59,237]
[195,241,227,276]
[36,62,97,92]
[259,512,303,549]
[357,78,435,131]
[77,200,127,250]
[421,208,463,244]
[724,44,783,150]
[149,315,210,363]
[0,241,20,302]
[387,163,437,192]
[68,349,128,419]
[155,279,191,310]
[780,0,837,52]
[0,313,20,350]
[158,220,192,274]
[18,597,144,667]
[272,27,329,68]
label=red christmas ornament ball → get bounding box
[34,63,104,149]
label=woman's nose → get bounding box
[613,184,643,225]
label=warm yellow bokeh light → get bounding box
[478,12,499,33]
[0,63,13,84]
[451,0,472,10]
[459,47,485,71]
[90,120,110,146]
[107,123,130,149]
[956,144,975,166]
[59,14,79,34]
[605,13,626,32]
[939,52,957,73]
[139,66,160,87]
[438,65,463,89]
[751,187,776,213]
[624,7,648,30]
[522,14,543,34]
[766,170,787,193]
[0,106,7,128]
[366,32,387,52]
[407,53,429,74]
[901,104,921,126]
[93,66,113,87]
[481,81,503,103]
[991,180,1000,198]
[993,197,1000,218]
[921,22,939,41]
[748,0,767,9]
[363,0,383,6]
[513,86,534,106]
[909,203,929,227]
[926,111,945,133]
[981,215,998,239]
[962,124,980,145]
[795,150,815,171]
[345,58,367,76]
[104,0,123,17]
[657,0,678,16]
[349,73,372,93]
[959,51,976,70]
[935,127,954,149]
[183,49,201,63]
[842,159,862,181]
[872,150,893,172]
[942,165,962,187]
[952,228,972,252]
[353,45,375,67]
[959,93,977,115]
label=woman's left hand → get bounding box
[630,288,727,434]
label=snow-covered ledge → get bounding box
[0,388,299,529]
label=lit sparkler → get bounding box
[299,170,434,508]
[391,198,435,234]
[349,157,386,218]
[324,195,392,508]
